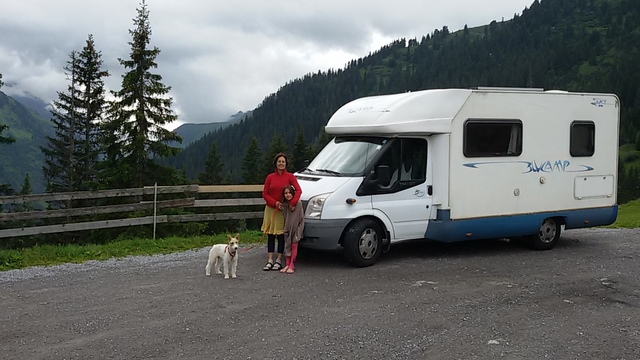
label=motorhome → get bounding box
[295,88,619,266]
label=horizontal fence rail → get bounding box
[0,184,265,239]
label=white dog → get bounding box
[205,233,240,279]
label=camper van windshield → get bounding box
[304,137,386,176]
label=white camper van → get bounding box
[295,88,619,267]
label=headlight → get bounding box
[305,193,331,219]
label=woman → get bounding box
[261,153,302,271]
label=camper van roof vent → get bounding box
[473,87,544,92]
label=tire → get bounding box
[343,218,384,267]
[529,217,561,250]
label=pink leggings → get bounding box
[285,243,299,270]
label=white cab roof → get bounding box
[325,88,472,136]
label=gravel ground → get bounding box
[1,228,639,359]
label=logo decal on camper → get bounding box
[590,98,607,107]
[347,106,375,113]
[463,160,594,173]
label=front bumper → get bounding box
[299,218,350,251]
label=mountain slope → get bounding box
[0,91,53,193]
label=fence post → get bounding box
[153,182,157,241]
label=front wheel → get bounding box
[343,219,384,267]
[529,217,560,250]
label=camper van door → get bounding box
[371,138,431,240]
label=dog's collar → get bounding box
[225,245,236,258]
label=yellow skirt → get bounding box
[261,206,284,235]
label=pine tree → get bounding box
[42,35,109,192]
[241,137,262,184]
[197,142,224,185]
[42,50,80,192]
[18,173,33,211]
[291,128,310,172]
[261,133,288,180]
[77,35,109,190]
[101,0,182,188]
[19,173,32,195]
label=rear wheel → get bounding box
[343,218,384,267]
[529,217,560,250]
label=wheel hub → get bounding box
[358,228,379,260]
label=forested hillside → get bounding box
[0,91,52,193]
[162,0,640,201]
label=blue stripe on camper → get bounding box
[425,206,618,243]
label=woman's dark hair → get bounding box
[273,152,288,168]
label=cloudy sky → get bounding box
[1,0,534,129]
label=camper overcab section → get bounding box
[295,88,619,267]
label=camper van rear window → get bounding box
[463,120,522,157]
[570,121,595,157]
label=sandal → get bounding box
[262,261,273,271]
[272,262,282,271]
[280,266,289,273]
[286,268,295,274]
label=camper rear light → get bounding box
[305,193,331,219]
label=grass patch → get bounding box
[0,230,265,272]
[605,199,640,229]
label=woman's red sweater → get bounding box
[262,170,302,208]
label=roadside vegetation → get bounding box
[606,198,640,229]
[1,199,638,272]
[0,230,265,272]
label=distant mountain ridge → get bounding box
[173,111,251,148]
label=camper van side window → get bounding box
[463,120,522,157]
[570,121,595,157]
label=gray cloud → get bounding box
[0,0,533,129]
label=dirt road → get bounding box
[1,228,639,359]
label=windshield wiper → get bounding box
[315,168,340,176]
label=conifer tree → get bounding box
[18,173,33,211]
[291,128,310,172]
[101,0,182,188]
[261,133,288,180]
[20,173,32,195]
[43,35,109,192]
[42,51,80,192]
[77,35,109,189]
[241,137,262,184]
[197,142,224,185]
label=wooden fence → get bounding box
[0,185,265,239]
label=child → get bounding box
[280,185,304,274]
